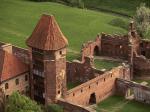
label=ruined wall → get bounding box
[133,56,150,77]
[81,35,101,62]
[140,39,150,59]
[100,33,130,60]
[67,57,104,84]
[65,66,130,106]
[81,33,131,61]
[57,98,95,112]
[116,78,150,104]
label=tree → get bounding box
[134,4,150,39]
[5,92,43,112]
[46,104,63,112]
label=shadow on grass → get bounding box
[96,95,150,112]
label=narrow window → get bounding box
[5,83,9,89]
[60,51,62,55]
[58,90,61,94]
[25,75,28,81]
[104,78,105,82]
[16,79,19,85]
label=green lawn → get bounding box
[0,0,128,60]
[83,0,150,16]
[96,95,150,112]
[94,59,121,70]
[134,79,150,86]
[67,82,81,90]
[52,0,150,16]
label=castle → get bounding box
[0,14,150,112]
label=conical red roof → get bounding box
[26,14,68,50]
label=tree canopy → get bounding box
[5,92,43,112]
[134,4,150,39]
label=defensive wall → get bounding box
[116,78,150,104]
[65,64,130,106]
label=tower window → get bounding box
[60,51,62,55]
[58,90,61,94]
[5,83,9,89]
[104,78,105,82]
[25,75,28,81]
[16,79,19,85]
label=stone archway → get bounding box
[89,93,96,105]
[94,46,99,56]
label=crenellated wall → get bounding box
[65,65,130,106]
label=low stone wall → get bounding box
[57,98,95,112]
[116,78,150,104]
[65,66,130,106]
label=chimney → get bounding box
[1,43,12,53]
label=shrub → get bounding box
[5,92,43,112]
[134,4,150,39]
[47,104,63,112]
[109,18,128,30]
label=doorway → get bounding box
[89,93,96,104]
[94,46,99,56]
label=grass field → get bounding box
[134,79,150,86]
[0,0,129,60]
[96,95,150,112]
[52,0,150,16]
[83,0,150,16]
[94,59,121,70]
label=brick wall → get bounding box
[67,57,104,84]
[81,35,101,61]
[65,66,130,106]
[0,72,29,97]
[100,33,130,60]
